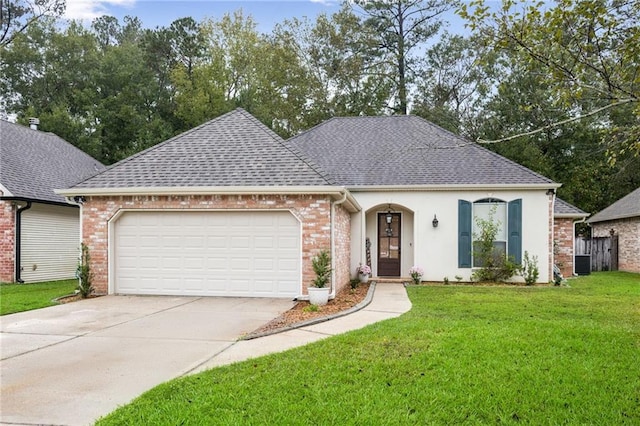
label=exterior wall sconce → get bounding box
[432,214,439,228]
[386,205,393,236]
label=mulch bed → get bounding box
[249,282,371,336]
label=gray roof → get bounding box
[285,115,556,187]
[0,120,104,204]
[73,109,332,189]
[554,198,588,218]
[587,187,640,223]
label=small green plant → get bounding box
[520,251,540,286]
[77,243,94,298]
[303,304,319,313]
[471,208,518,282]
[350,278,360,290]
[455,275,463,282]
[443,277,449,285]
[409,266,424,284]
[311,250,331,288]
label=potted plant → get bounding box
[409,266,424,285]
[308,250,331,306]
[356,264,371,283]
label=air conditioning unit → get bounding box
[574,255,591,275]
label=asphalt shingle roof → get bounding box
[587,187,640,223]
[285,115,556,187]
[0,120,104,203]
[74,109,331,189]
[554,198,588,217]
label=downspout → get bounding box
[330,190,349,300]
[15,201,32,283]
[549,190,556,282]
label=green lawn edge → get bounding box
[0,279,78,315]
[97,272,640,425]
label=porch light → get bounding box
[386,205,393,224]
[432,214,439,228]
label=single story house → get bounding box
[587,187,640,273]
[0,119,104,283]
[59,109,580,298]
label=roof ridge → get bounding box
[72,109,244,187]
[234,109,335,185]
[411,116,556,185]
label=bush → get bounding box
[520,251,540,285]
[77,243,94,298]
[311,250,331,288]
[472,209,518,282]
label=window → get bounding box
[472,199,507,267]
[458,198,522,268]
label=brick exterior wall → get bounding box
[592,218,640,273]
[554,218,575,277]
[82,194,338,295]
[0,200,15,283]
[333,203,351,295]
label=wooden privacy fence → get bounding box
[575,235,619,272]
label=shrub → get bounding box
[350,278,360,290]
[472,208,518,282]
[77,243,94,298]
[311,250,331,288]
[520,251,540,285]
[409,266,424,284]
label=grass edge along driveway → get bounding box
[0,279,77,315]
[98,271,640,425]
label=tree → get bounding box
[0,0,65,48]
[352,0,454,114]
[413,33,495,136]
[459,0,640,159]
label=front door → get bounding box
[378,213,401,276]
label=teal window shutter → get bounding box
[458,200,472,268]
[508,199,522,264]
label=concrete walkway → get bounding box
[0,283,411,425]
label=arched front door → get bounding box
[378,212,401,276]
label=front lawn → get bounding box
[0,279,77,315]
[98,272,640,425]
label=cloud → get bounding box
[64,0,136,21]
[309,0,337,5]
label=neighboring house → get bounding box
[0,120,104,283]
[587,187,640,273]
[59,109,569,298]
[553,198,589,277]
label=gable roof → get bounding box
[587,187,640,223]
[285,115,557,188]
[0,120,104,204]
[554,198,588,218]
[71,109,332,190]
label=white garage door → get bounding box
[113,211,301,298]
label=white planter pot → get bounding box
[308,286,330,306]
[358,273,370,283]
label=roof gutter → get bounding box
[0,196,78,208]
[15,201,32,283]
[347,183,562,192]
[55,186,362,212]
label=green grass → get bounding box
[0,279,78,315]
[98,272,640,425]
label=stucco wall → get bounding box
[0,200,15,283]
[349,189,552,283]
[554,217,575,277]
[82,194,334,295]
[592,218,640,273]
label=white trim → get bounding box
[0,183,13,197]
[56,185,361,213]
[348,184,561,192]
[555,213,589,219]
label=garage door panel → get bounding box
[114,211,300,297]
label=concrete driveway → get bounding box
[0,295,295,425]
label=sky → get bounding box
[61,0,470,34]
